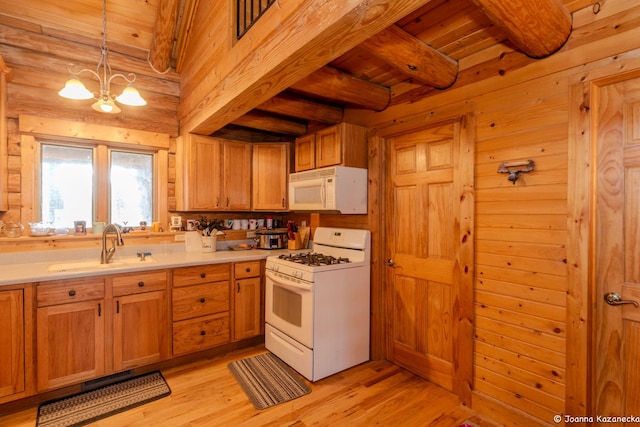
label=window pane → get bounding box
[41,145,93,227]
[110,151,153,226]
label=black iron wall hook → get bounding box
[497,160,535,184]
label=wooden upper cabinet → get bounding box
[222,140,252,210]
[176,134,251,211]
[294,134,315,172]
[252,143,290,211]
[295,122,368,172]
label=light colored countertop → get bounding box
[0,243,298,286]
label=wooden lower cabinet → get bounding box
[233,261,263,341]
[36,298,106,391]
[113,290,169,371]
[0,289,25,402]
[112,271,170,371]
[172,264,231,356]
[36,272,170,392]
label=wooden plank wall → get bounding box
[347,1,640,424]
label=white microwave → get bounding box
[288,166,367,214]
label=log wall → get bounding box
[346,0,640,424]
[0,21,180,224]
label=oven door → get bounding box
[265,269,313,348]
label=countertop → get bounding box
[0,244,299,286]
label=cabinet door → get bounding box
[188,135,223,210]
[222,141,252,210]
[0,290,24,400]
[233,277,262,341]
[113,291,169,371]
[295,134,315,172]
[315,125,342,168]
[36,300,105,391]
[252,143,289,211]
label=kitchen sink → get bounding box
[47,256,157,273]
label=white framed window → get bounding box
[20,115,170,232]
[39,142,156,228]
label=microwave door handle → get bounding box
[321,182,326,208]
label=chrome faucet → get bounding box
[101,223,124,264]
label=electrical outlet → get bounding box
[174,234,185,242]
[246,231,256,238]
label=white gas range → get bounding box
[264,227,371,381]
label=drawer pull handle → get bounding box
[200,273,206,279]
[138,281,145,287]
[200,297,206,303]
[68,289,76,297]
[200,330,206,336]
[245,267,251,273]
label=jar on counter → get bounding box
[2,221,24,237]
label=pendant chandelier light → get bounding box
[58,0,146,114]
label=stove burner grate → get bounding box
[278,252,351,266]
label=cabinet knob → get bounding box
[200,297,206,303]
[200,273,206,279]
[200,330,206,336]
[138,281,145,287]
[245,267,251,273]
[68,289,76,297]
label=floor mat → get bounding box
[36,371,171,427]
[228,352,311,409]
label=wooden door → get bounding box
[594,78,640,417]
[113,290,169,371]
[36,300,105,391]
[252,143,289,211]
[385,120,473,402]
[0,290,24,400]
[222,140,252,210]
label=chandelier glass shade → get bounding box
[58,0,146,114]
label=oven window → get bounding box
[272,285,302,327]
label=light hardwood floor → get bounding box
[0,346,497,426]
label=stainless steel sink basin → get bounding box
[47,256,157,273]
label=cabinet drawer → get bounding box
[37,278,105,307]
[233,261,262,279]
[172,282,229,321]
[173,264,230,287]
[113,271,167,296]
[172,312,229,356]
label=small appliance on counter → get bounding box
[254,229,288,249]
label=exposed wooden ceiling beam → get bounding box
[471,0,571,58]
[149,0,179,73]
[231,110,308,136]
[360,25,458,89]
[185,0,433,135]
[290,66,390,111]
[256,92,344,125]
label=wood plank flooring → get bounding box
[0,345,497,426]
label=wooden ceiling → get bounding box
[0,0,584,140]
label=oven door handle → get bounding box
[266,270,312,292]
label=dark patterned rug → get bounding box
[228,352,311,409]
[36,371,171,427]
